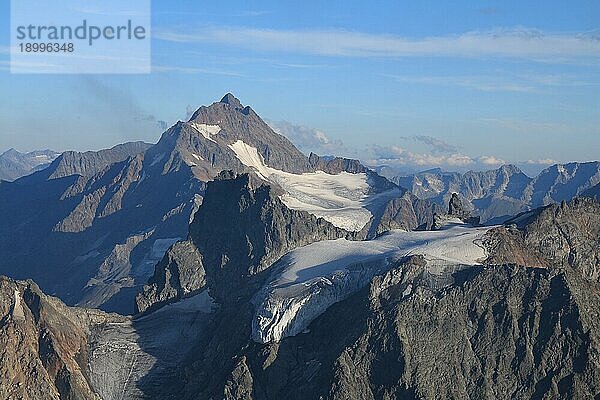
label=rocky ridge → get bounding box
[395,162,600,223]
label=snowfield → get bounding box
[252,224,492,343]
[189,122,221,143]
[228,140,403,231]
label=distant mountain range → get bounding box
[0,148,60,181]
[394,162,600,223]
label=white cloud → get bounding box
[363,145,515,174]
[524,158,556,165]
[265,121,561,175]
[266,120,345,155]
[409,135,458,154]
[477,156,505,165]
[366,145,475,168]
[155,26,600,62]
[152,65,244,76]
[385,74,537,93]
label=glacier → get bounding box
[228,140,403,231]
[252,224,492,343]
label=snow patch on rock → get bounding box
[189,123,221,143]
[12,289,25,321]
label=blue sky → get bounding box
[1,0,599,175]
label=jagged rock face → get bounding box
[139,173,349,310]
[0,276,116,400]
[190,174,349,292]
[482,226,550,268]
[483,198,600,282]
[0,142,202,313]
[396,162,600,223]
[431,192,480,228]
[526,162,600,206]
[395,165,529,222]
[0,148,59,181]
[48,142,151,179]
[448,192,469,218]
[515,198,600,282]
[369,192,438,236]
[187,93,313,174]
[136,240,206,314]
[317,264,600,400]
[308,153,367,174]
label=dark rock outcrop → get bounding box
[134,240,206,314]
[369,192,438,236]
[137,172,350,311]
[448,192,469,218]
[308,153,367,174]
[486,197,600,282]
[447,192,480,225]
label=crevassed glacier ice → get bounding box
[252,224,492,343]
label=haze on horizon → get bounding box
[0,0,598,176]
